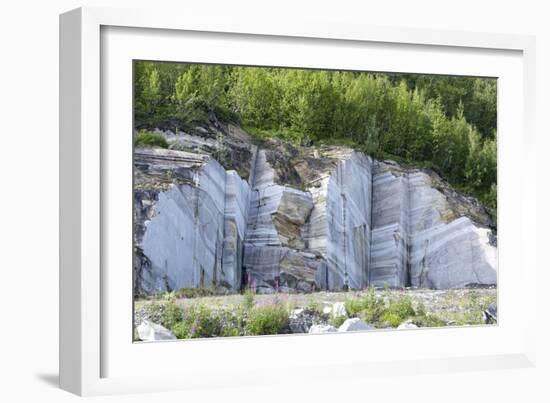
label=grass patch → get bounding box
[440,290,496,326]
[345,288,385,324]
[344,288,450,328]
[243,289,255,310]
[134,130,168,148]
[174,287,215,299]
[245,126,308,146]
[305,296,322,314]
[329,315,347,328]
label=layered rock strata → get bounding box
[134,149,250,294]
[134,130,497,295]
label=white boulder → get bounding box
[309,324,338,334]
[338,318,374,332]
[289,308,305,319]
[331,302,347,317]
[137,320,177,341]
[397,320,418,330]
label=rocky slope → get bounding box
[134,120,497,295]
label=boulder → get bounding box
[309,324,338,334]
[288,308,320,333]
[136,320,176,341]
[397,320,419,330]
[338,318,374,332]
[331,302,347,317]
[483,304,497,324]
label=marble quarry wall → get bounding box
[134,141,497,295]
[134,149,250,294]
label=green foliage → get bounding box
[243,290,255,311]
[162,301,183,330]
[379,296,416,327]
[392,74,497,140]
[344,290,446,328]
[168,305,245,339]
[431,106,472,184]
[345,288,385,324]
[305,297,322,314]
[412,312,447,328]
[180,305,222,338]
[329,314,347,328]
[134,62,497,211]
[445,290,496,326]
[134,130,168,148]
[171,321,192,339]
[229,67,280,128]
[143,300,183,329]
[134,62,162,124]
[174,288,214,299]
[244,304,289,336]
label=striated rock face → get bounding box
[242,149,321,292]
[370,162,411,287]
[222,171,251,290]
[324,152,372,290]
[369,161,497,289]
[134,148,250,294]
[134,127,497,295]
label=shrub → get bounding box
[169,306,246,339]
[142,300,183,330]
[245,304,289,335]
[182,305,222,338]
[345,288,384,323]
[163,301,183,330]
[329,314,347,328]
[220,327,241,337]
[134,130,168,148]
[446,290,496,326]
[243,290,255,311]
[379,296,416,327]
[413,312,447,328]
[305,297,322,314]
[171,321,192,338]
[174,288,214,299]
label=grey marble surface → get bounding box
[134,134,497,294]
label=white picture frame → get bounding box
[59,6,537,396]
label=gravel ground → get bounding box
[135,287,497,326]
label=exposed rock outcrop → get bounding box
[134,148,250,294]
[369,161,497,289]
[136,320,176,341]
[134,125,497,295]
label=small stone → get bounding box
[309,324,338,334]
[136,320,176,341]
[338,318,374,332]
[397,320,418,329]
[331,302,347,317]
[483,304,497,324]
[289,308,304,319]
[288,308,315,333]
